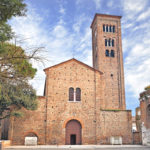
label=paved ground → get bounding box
[4,145,150,150]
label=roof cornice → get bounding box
[44,58,103,75]
[90,13,122,28]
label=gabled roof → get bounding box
[90,13,122,28]
[44,58,103,74]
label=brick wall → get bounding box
[44,59,102,144]
[10,96,46,145]
[140,96,150,129]
[133,132,142,144]
[96,110,132,144]
[9,59,133,145]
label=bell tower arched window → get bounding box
[106,25,108,32]
[105,50,109,57]
[112,39,114,47]
[105,39,107,46]
[103,25,105,32]
[113,25,115,33]
[109,25,112,32]
[111,50,115,57]
[108,39,111,46]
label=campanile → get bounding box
[91,14,126,109]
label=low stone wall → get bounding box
[0,140,11,149]
[141,124,150,145]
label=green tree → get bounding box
[0,23,13,42]
[0,79,37,120]
[0,43,37,80]
[0,0,27,42]
[0,0,42,120]
[0,0,26,22]
[0,43,38,120]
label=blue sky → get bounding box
[9,0,150,115]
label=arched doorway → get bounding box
[65,119,82,145]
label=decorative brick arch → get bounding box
[24,131,38,138]
[65,119,82,145]
[24,131,38,145]
[63,117,84,128]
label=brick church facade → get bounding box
[7,14,133,145]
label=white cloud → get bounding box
[125,44,149,65]
[125,43,150,97]
[93,0,101,9]
[73,15,87,33]
[52,25,67,38]
[121,0,150,101]
[137,8,150,21]
[9,5,70,95]
[123,23,134,29]
[59,6,65,15]
[76,0,101,10]
[122,0,148,19]
[107,0,113,8]
[125,59,150,97]
[122,39,128,52]
[9,4,92,95]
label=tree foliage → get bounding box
[0,0,27,42]
[0,79,37,120]
[0,42,39,120]
[0,22,14,42]
[145,85,150,91]
[0,0,41,120]
[0,0,27,22]
[0,43,37,80]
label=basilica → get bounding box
[2,14,133,145]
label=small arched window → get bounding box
[106,25,108,32]
[76,88,81,101]
[112,39,114,47]
[105,50,109,57]
[111,50,115,57]
[109,25,112,32]
[105,39,107,46]
[103,25,105,32]
[108,39,111,46]
[111,26,113,32]
[69,87,74,101]
[113,25,115,33]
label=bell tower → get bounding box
[91,14,126,110]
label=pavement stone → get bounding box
[4,145,150,150]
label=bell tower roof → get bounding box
[90,13,122,28]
